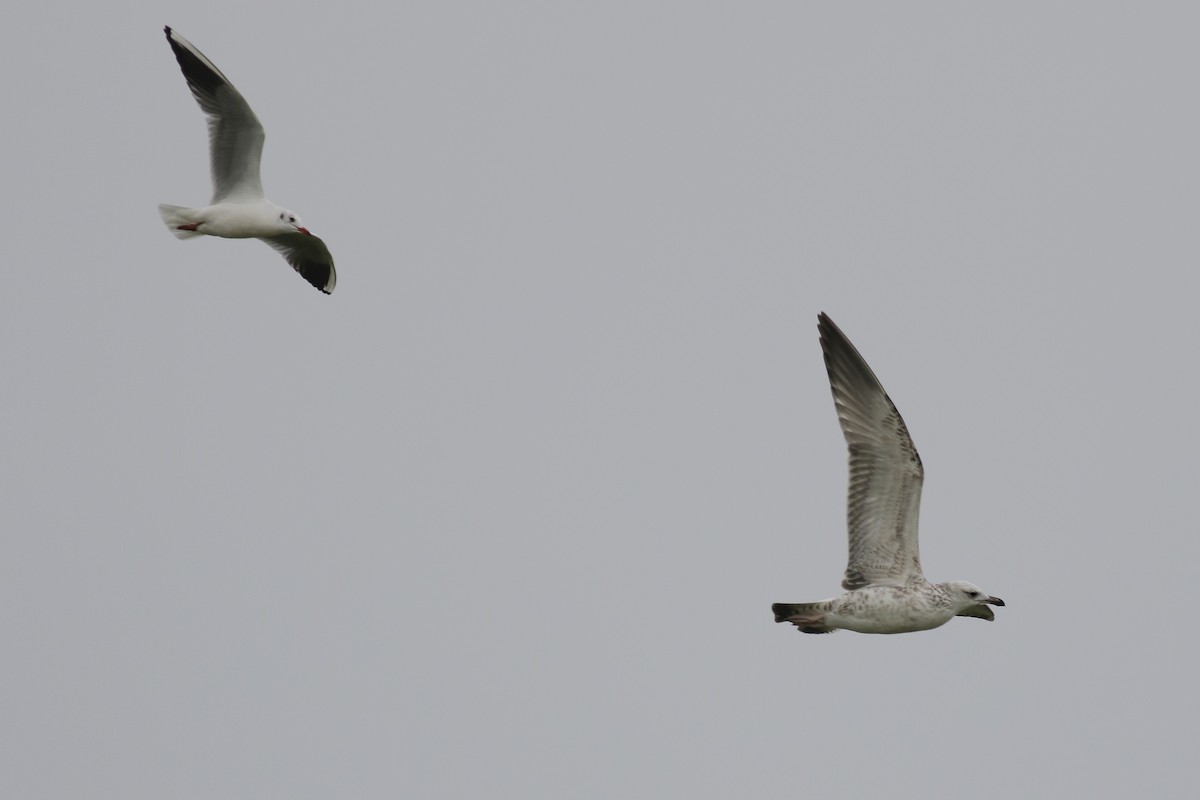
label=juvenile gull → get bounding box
[772,313,1004,634]
[158,26,337,294]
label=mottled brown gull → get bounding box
[772,313,1004,634]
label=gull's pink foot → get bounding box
[177,222,199,231]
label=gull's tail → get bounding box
[772,601,835,634]
[158,204,203,239]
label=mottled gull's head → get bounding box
[943,580,1005,621]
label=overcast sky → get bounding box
[3,2,1198,798]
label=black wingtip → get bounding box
[817,312,846,372]
[816,313,844,357]
[297,263,336,294]
[816,312,875,384]
[816,311,841,341]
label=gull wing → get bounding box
[164,27,266,204]
[261,233,337,294]
[818,313,925,590]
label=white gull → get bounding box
[158,26,336,294]
[772,313,1004,634]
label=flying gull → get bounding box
[772,313,1004,634]
[157,26,336,294]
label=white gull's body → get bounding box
[158,26,336,294]
[771,313,1004,634]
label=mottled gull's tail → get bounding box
[772,601,835,634]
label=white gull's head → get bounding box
[275,208,312,236]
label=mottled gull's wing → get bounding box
[261,233,337,294]
[164,27,265,203]
[818,313,925,590]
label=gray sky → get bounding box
[3,2,1198,797]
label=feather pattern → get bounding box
[818,313,925,590]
